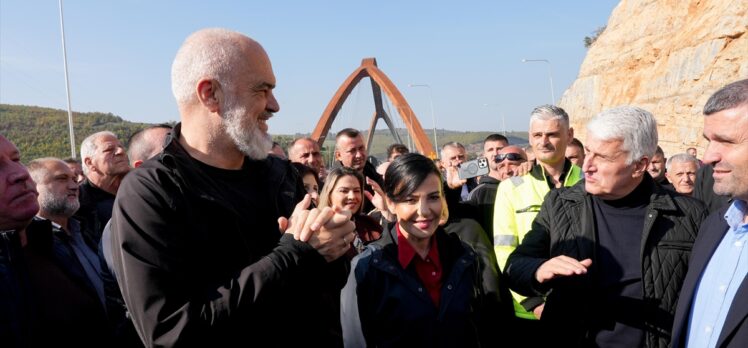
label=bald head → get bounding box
[171,28,267,106]
[128,125,172,167]
[170,28,279,165]
[496,145,527,180]
[288,138,323,172]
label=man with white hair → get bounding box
[505,106,707,347]
[75,131,130,247]
[664,153,699,196]
[110,28,355,347]
[441,141,478,201]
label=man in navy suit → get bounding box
[672,78,748,348]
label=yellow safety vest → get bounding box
[492,162,583,319]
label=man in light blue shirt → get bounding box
[672,78,748,348]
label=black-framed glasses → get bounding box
[494,153,525,163]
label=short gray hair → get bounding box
[171,28,248,105]
[586,106,658,164]
[288,137,318,159]
[440,141,465,159]
[80,131,117,175]
[27,157,61,185]
[704,79,748,116]
[127,124,172,164]
[529,105,570,128]
[666,153,700,172]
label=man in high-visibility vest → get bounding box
[492,105,583,333]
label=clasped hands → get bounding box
[278,194,356,262]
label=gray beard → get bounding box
[40,193,79,217]
[223,105,272,160]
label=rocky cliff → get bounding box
[559,0,748,158]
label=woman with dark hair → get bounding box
[318,167,383,255]
[291,162,320,207]
[340,153,515,347]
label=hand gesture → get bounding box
[513,160,535,177]
[535,255,592,284]
[364,177,394,221]
[278,195,356,262]
[444,166,466,189]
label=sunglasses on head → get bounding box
[494,153,525,163]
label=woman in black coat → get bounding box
[340,153,514,347]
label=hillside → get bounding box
[0,104,527,163]
[1,104,153,163]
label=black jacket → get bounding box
[75,179,116,250]
[0,218,110,347]
[341,222,515,347]
[110,124,338,347]
[465,176,500,242]
[671,206,748,348]
[505,177,707,348]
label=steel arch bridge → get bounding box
[311,58,436,159]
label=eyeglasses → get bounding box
[494,153,525,163]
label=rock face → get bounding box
[559,0,748,159]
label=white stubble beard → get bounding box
[222,99,272,161]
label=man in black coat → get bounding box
[110,28,356,347]
[672,78,748,348]
[505,106,707,348]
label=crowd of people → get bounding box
[1,27,747,348]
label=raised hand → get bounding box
[444,166,467,189]
[364,177,394,221]
[535,255,592,284]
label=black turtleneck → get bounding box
[590,176,652,348]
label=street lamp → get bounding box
[59,0,76,158]
[408,84,439,156]
[483,104,506,136]
[522,59,555,105]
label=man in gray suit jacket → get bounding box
[672,78,748,348]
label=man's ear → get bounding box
[632,156,650,178]
[83,157,94,173]
[334,149,341,161]
[133,159,144,168]
[568,127,574,140]
[196,79,221,113]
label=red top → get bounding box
[397,224,443,307]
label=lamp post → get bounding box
[483,103,506,136]
[59,0,76,158]
[408,84,439,156]
[521,59,555,105]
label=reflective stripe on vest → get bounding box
[495,234,518,247]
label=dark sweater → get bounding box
[591,179,650,347]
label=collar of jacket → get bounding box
[557,173,679,213]
[373,223,470,280]
[24,217,54,254]
[367,223,477,310]
[157,123,299,217]
[530,158,577,186]
[478,175,500,185]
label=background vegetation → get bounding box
[1,104,527,164]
